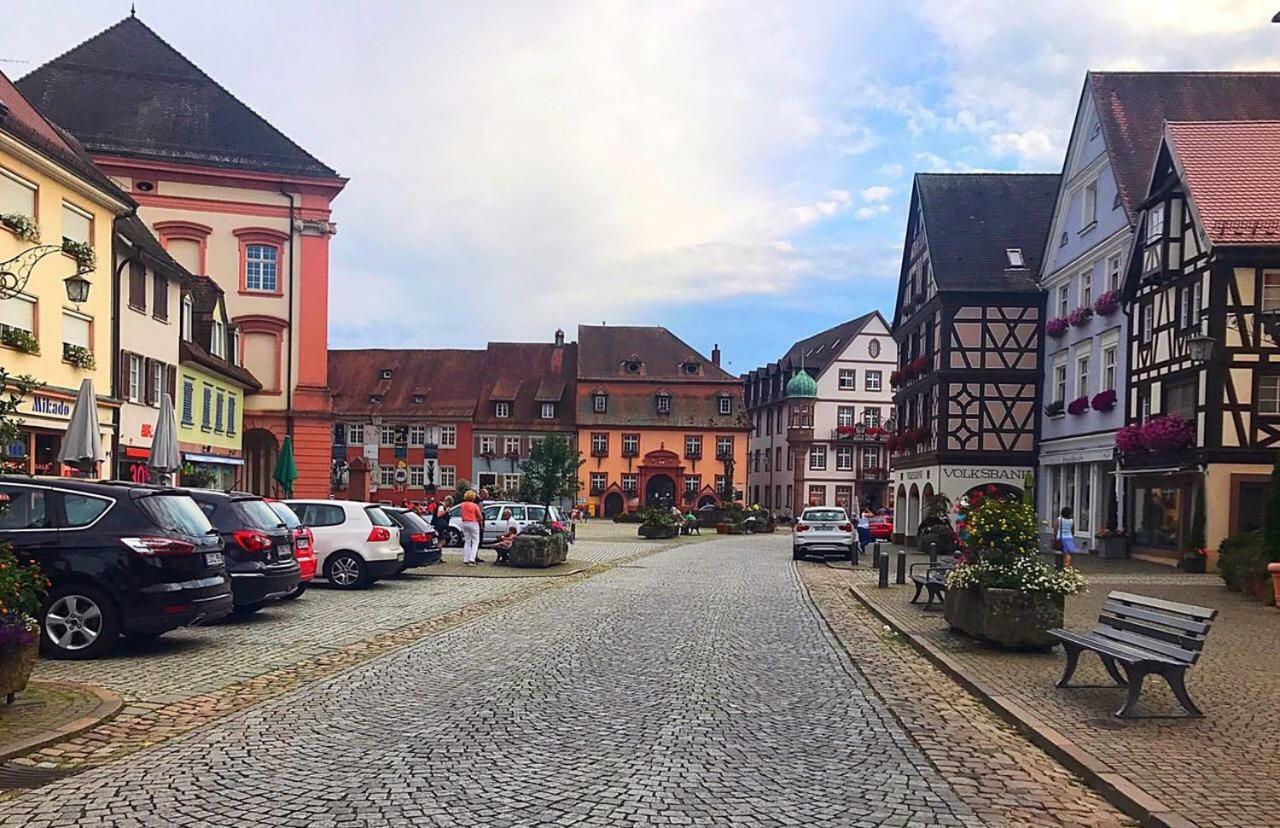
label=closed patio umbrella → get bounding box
[273,435,298,496]
[148,393,181,484]
[56,378,102,474]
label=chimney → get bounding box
[711,344,721,367]
[554,328,565,347]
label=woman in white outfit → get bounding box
[459,490,483,566]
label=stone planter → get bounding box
[0,636,38,703]
[943,586,1064,651]
[506,533,569,567]
[1095,537,1129,559]
[638,523,678,540]
[1269,563,1280,607]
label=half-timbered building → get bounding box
[889,173,1058,543]
[1121,121,1280,565]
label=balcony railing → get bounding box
[831,427,887,441]
[590,448,608,458]
[859,468,889,481]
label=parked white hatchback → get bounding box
[283,499,404,589]
[792,506,855,561]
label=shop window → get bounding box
[1133,485,1183,551]
[807,485,826,506]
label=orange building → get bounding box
[576,325,748,517]
[19,15,346,497]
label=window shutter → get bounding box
[129,261,146,311]
[118,350,131,398]
[166,365,177,402]
[143,358,154,405]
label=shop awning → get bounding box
[1039,446,1114,465]
[183,452,245,466]
[122,446,150,460]
[1114,466,1191,477]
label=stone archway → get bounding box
[242,428,279,496]
[645,474,676,507]
[603,491,625,517]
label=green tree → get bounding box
[0,368,40,453]
[1264,461,1280,563]
[518,434,583,518]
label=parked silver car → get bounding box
[792,506,855,561]
[445,502,565,546]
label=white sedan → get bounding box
[284,499,405,588]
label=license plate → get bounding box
[206,552,224,567]
[278,546,294,560]
[816,526,835,532]
[296,538,310,549]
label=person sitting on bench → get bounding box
[684,511,700,535]
[493,525,518,564]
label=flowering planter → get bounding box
[943,587,1064,651]
[1096,537,1129,559]
[638,524,678,540]
[0,637,38,703]
[507,534,569,567]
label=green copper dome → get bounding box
[785,370,818,399]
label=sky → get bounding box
[5,1,1280,373]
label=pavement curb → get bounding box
[848,583,1196,828]
[0,681,123,764]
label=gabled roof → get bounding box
[1164,121,1280,247]
[1088,72,1280,222]
[17,16,339,179]
[577,325,737,383]
[329,348,487,419]
[473,342,577,430]
[914,173,1059,292]
[778,311,880,375]
[0,68,130,202]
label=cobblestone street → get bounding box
[4,532,985,827]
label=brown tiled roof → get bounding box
[473,342,577,430]
[0,69,131,203]
[18,16,339,179]
[187,274,222,315]
[577,325,738,383]
[328,348,487,419]
[1165,121,1280,247]
[1089,72,1280,221]
[179,339,261,392]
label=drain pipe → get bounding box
[279,182,296,439]
[110,212,139,480]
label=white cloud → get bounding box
[855,204,890,220]
[860,185,892,202]
[878,162,904,178]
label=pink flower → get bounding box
[1094,290,1121,316]
[1140,415,1194,452]
[1067,396,1090,415]
[1068,306,1094,327]
[1091,389,1117,412]
[1046,317,1069,337]
[1115,424,1144,454]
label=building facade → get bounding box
[889,173,1058,544]
[576,325,748,517]
[471,335,577,499]
[744,312,896,516]
[327,349,482,504]
[19,15,346,497]
[1120,121,1280,567]
[0,69,131,476]
[1036,72,1280,552]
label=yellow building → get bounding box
[0,72,132,475]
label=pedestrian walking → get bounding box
[1053,507,1075,568]
[459,491,483,566]
[856,510,872,552]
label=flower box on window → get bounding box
[0,213,40,243]
[1046,317,1069,338]
[1090,389,1117,412]
[590,448,608,459]
[621,447,638,458]
[61,240,96,273]
[889,369,902,388]
[1094,290,1120,317]
[1066,396,1089,416]
[62,343,95,370]
[1067,306,1093,327]
[0,327,38,355]
[1044,399,1064,417]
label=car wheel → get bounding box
[326,552,369,589]
[41,584,120,660]
[233,601,266,615]
[446,528,463,547]
[280,583,306,601]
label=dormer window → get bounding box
[210,318,226,358]
[625,360,641,374]
[656,393,671,415]
[593,392,607,413]
[412,394,425,404]
[541,402,555,419]
[682,361,700,375]
[181,295,193,342]
[495,402,511,418]
[369,394,383,405]
[1005,248,1024,268]
[718,395,732,415]
[380,369,393,380]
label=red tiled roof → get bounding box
[329,349,487,419]
[1089,72,1280,221]
[473,342,577,430]
[577,325,737,383]
[1166,121,1280,247]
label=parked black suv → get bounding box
[384,507,442,570]
[188,490,300,614]
[0,477,232,660]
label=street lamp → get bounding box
[1186,332,1216,364]
[63,273,91,304]
[1,244,93,303]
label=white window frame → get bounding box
[862,407,881,426]
[152,361,164,407]
[865,370,882,391]
[480,435,497,454]
[244,243,279,293]
[1076,353,1090,398]
[540,402,555,419]
[656,394,671,414]
[808,445,826,471]
[348,423,365,445]
[622,433,640,455]
[1107,253,1122,292]
[495,401,511,419]
[407,424,426,445]
[837,406,854,428]
[1079,268,1093,307]
[61,202,92,246]
[409,465,425,488]
[1053,358,1067,404]
[592,393,607,413]
[685,435,701,457]
[380,425,396,446]
[1141,303,1154,344]
[1101,339,1118,392]
[591,433,608,454]
[1081,179,1098,229]
[1057,284,1069,317]
[838,369,855,390]
[861,446,879,468]
[503,436,521,455]
[127,355,142,402]
[440,425,456,449]
[0,167,37,219]
[685,475,701,494]
[590,472,607,492]
[716,436,734,457]
[835,445,853,471]
[439,465,457,488]
[718,396,732,415]
[210,318,226,358]
[181,295,193,342]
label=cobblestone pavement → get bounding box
[850,548,1280,828]
[2,534,981,827]
[797,560,1133,828]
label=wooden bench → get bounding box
[1049,591,1217,718]
[908,562,953,610]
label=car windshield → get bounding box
[267,501,302,529]
[803,509,846,522]
[137,493,215,537]
[366,506,394,527]
[237,498,287,531]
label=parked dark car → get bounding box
[0,477,232,660]
[383,507,441,570]
[188,490,299,614]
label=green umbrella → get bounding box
[272,435,299,496]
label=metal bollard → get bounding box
[896,549,906,585]
[878,550,890,588]
[851,541,860,567]
[928,541,938,565]
[873,541,882,569]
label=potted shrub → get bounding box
[61,239,96,273]
[1044,399,1064,417]
[1094,527,1129,559]
[1094,290,1121,317]
[0,544,47,703]
[637,506,678,539]
[1046,317,1069,338]
[944,494,1086,650]
[1090,389,1117,412]
[1066,396,1089,416]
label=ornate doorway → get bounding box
[645,474,676,507]
[603,491,625,517]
